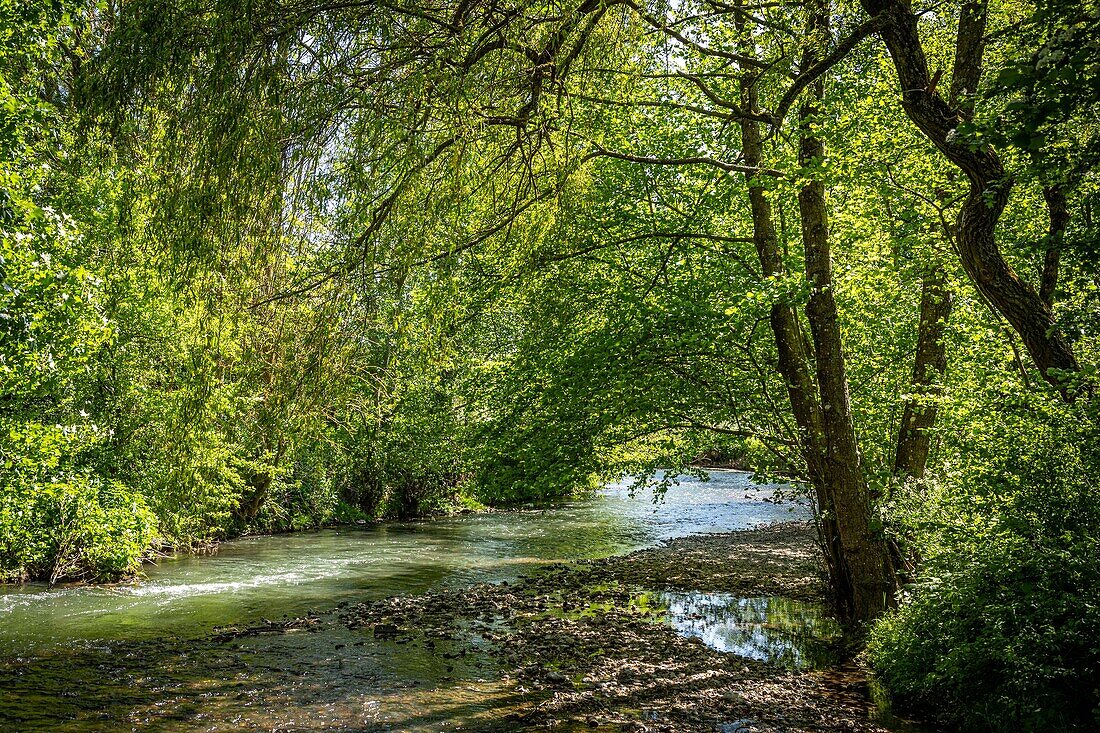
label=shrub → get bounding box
[868,528,1100,731]
[0,472,158,583]
[0,422,159,583]
[869,399,1100,731]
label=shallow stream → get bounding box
[0,471,848,731]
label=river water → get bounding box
[0,471,837,731]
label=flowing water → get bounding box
[0,471,844,731]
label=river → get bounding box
[0,471,842,732]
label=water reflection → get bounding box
[658,592,840,668]
[0,593,842,732]
[0,472,816,731]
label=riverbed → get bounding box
[0,472,800,652]
[0,471,916,731]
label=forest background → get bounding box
[2,0,1099,729]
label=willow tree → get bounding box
[80,0,892,621]
[80,0,1098,620]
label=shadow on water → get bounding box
[0,614,522,731]
[0,471,803,653]
[0,592,844,732]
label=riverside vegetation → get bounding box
[1,0,1099,730]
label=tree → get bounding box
[858,0,1086,396]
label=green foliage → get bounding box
[869,400,1100,731]
[985,0,1100,181]
[0,421,158,582]
[0,20,1096,733]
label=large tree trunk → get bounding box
[860,0,1080,396]
[889,0,972,479]
[737,0,896,622]
[797,0,895,621]
[738,69,851,615]
[894,264,952,478]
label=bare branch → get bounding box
[581,145,786,178]
[768,16,883,129]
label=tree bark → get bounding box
[1040,185,1067,309]
[797,0,895,621]
[948,0,988,117]
[738,72,851,615]
[894,264,952,478]
[890,0,965,480]
[860,0,1080,395]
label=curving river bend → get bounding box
[0,471,840,731]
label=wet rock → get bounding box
[372,622,399,638]
[328,522,895,733]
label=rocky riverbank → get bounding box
[337,522,913,732]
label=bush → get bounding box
[868,529,1100,731]
[869,399,1100,731]
[0,422,159,583]
[0,474,158,584]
